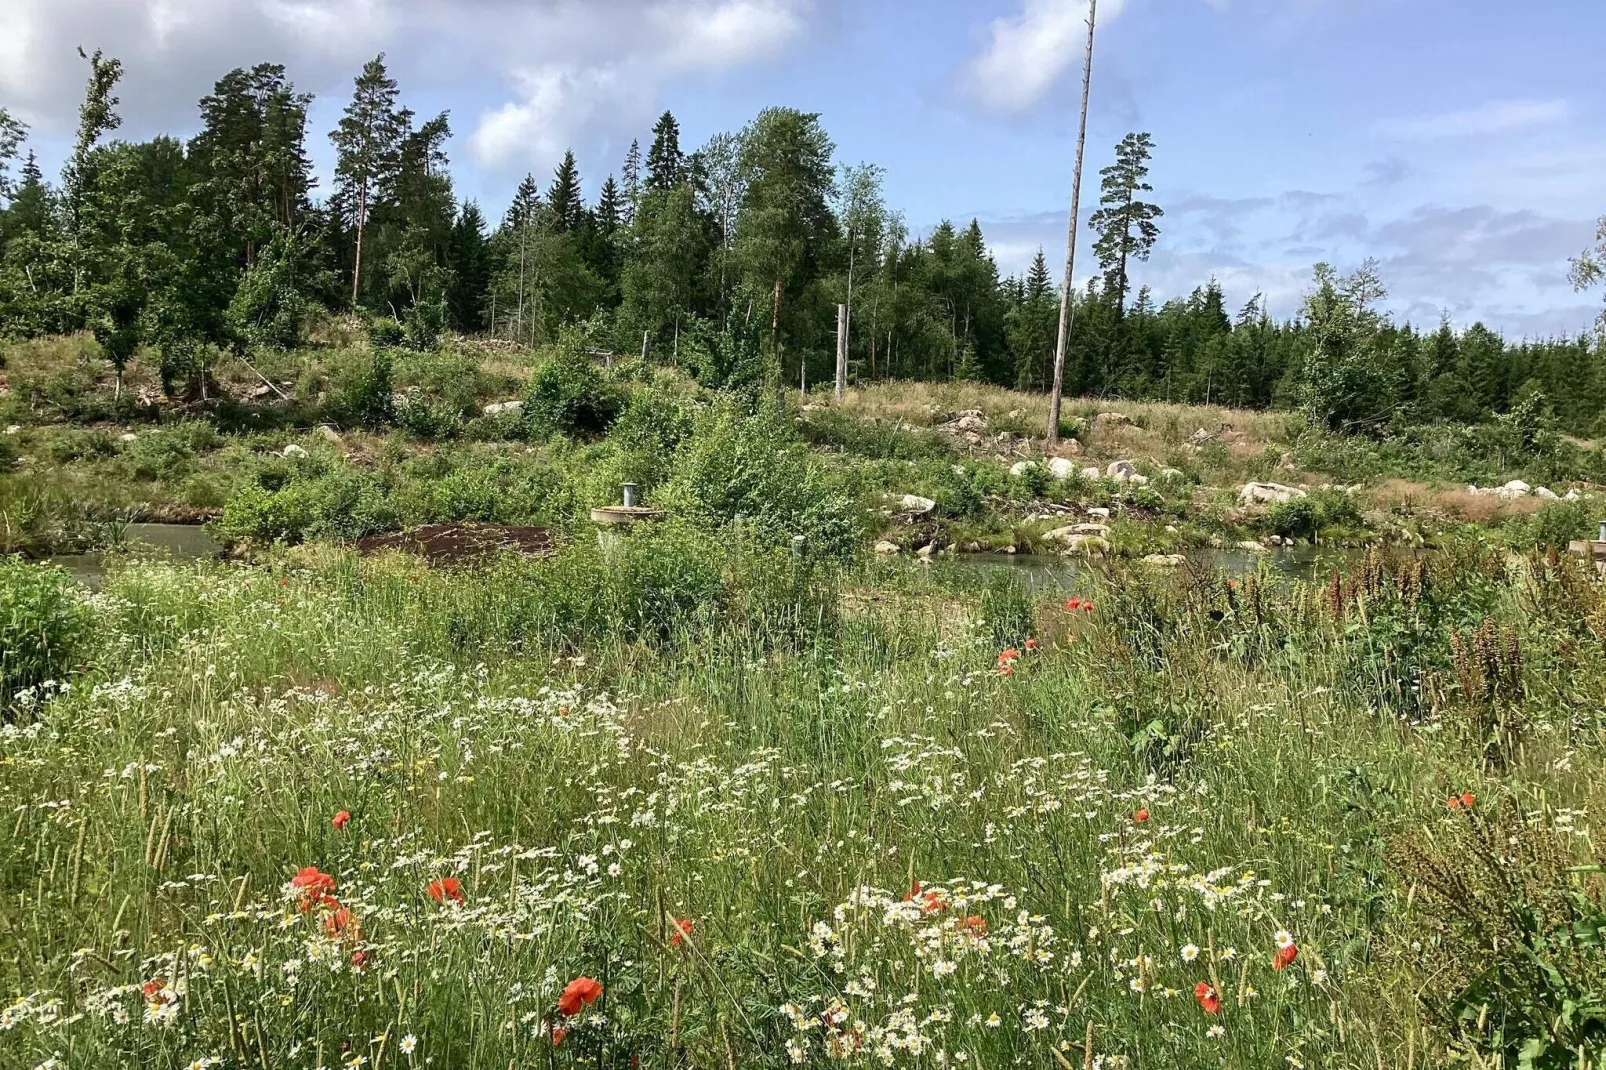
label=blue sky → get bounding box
[3,0,1603,336]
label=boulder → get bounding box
[915,541,939,559]
[1565,489,1582,501]
[1238,482,1307,506]
[1188,428,1213,446]
[1496,479,1532,498]
[1096,412,1133,426]
[899,494,937,517]
[1009,460,1039,477]
[484,400,525,416]
[1068,523,1110,537]
[1057,535,1110,556]
[1236,540,1270,554]
[1142,554,1186,567]
[1106,460,1138,482]
[1081,466,1102,481]
[1087,507,1111,520]
[874,540,901,555]
[1127,474,1150,487]
[948,410,988,433]
[315,425,343,443]
[1535,486,1559,501]
[282,444,309,459]
[1047,457,1080,480]
[117,432,138,444]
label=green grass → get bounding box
[3,536,1605,1069]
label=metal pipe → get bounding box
[622,483,639,509]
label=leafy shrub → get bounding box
[607,379,696,492]
[368,318,405,349]
[394,395,465,439]
[323,351,394,430]
[662,396,860,560]
[1522,499,1594,550]
[0,559,93,705]
[123,420,220,481]
[1266,496,1317,539]
[524,348,624,439]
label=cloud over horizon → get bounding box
[957,0,1129,114]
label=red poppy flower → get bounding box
[998,664,1015,677]
[427,877,464,905]
[1082,601,1096,613]
[350,949,368,970]
[1066,598,1082,611]
[997,648,1021,666]
[551,1026,568,1047]
[558,976,603,1017]
[1194,981,1222,1014]
[670,917,694,947]
[959,915,987,935]
[1447,795,1462,810]
[1460,791,1475,809]
[332,810,351,830]
[141,977,167,1002]
[905,880,923,901]
[291,867,337,911]
[1133,808,1150,823]
[1273,943,1298,971]
[1024,638,1038,652]
[324,905,360,940]
[920,888,946,915]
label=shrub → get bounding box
[524,348,624,440]
[0,559,93,706]
[368,317,405,349]
[1266,496,1318,539]
[1522,499,1594,551]
[323,351,395,430]
[394,395,465,439]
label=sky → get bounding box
[2,0,1603,338]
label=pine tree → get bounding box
[547,150,584,233]
[446,201,491,330]
[1088,132,1163,313]
[646,112,685,191]
[330,54,412,307]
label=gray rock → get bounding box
[1106,460,1138,482]
[1009,460,1039,477]
[315,425,342,442]
[118,432,139,443]
[1189,428,1213,445]
[1237,540,1270,554]
[873,540,901,555]
[1081,466,1101,480]
[1158,467,1184,480]
[282,444,309,459]
[1087,507,1111,520]
[1535,486,1559,501]
[1096,412,1133,426]
[1127,474,1149,487]
[484,400,525,416]
[899,494,937,517]
[1239,482,1307,505]
[1142,554,1186,567]
[1047,457,1079,480]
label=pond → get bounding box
[47,523,225,589]
[942,545,1378,593]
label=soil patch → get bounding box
[356,522,557,565]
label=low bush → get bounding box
[524,346,624,440]
[0,559,93,706]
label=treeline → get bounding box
[1,52,1602,435]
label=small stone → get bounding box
[484,400,525,416]
[874,540,900,555]
[282,443,309,459]
[315,425,342,442]
[118,432,139,443]
[1096,412,1133,426]
[1106,460,1138,482]
[1239,482,1307,505]
[1081,466,1101,481]
[1142,554,1186,567]
[899,494,937,517]
[1087,507,1111,520]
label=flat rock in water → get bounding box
[1237,540,1270,554]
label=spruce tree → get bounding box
[546,150,584,233]
[1025,248,1052,302]
[620,139,642,224]
[646,112,685,191]
[505,173,540,230]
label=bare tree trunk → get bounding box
[835,303,847,402]
[1047,0,1098,448]
[352,183,368,307]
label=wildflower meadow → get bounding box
[3,539,1605,1070]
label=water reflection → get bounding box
[47,524,224,588]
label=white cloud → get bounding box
[1374,98,1570,140]
[469,0,810,172]
[958,0,1129,114]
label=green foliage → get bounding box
[662,395,859,560]
[977,569,1035,650]
[0,560,92,704]
[324,350,394,429]
[523,344,624,439]
[1522,499,1594,551]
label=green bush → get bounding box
[524,348,624,439]
[0,559,93,705]
[1266,497,1318,539]
[662,396,860,560]
[394,395,465,439]
[1523,499,1594,551]
[368,318,405,349]
[324,351,395,430]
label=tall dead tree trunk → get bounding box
[1047,0,1098,448]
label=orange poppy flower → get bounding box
[350,949,368,970]
[1194,981,1222,1015]
[1273,943,1298,971]
[1024,638,1038,652]
[1066,598,1082,611]
[558,976,603,1017]
[1460,791,1475,809]
[141,977,167,1002]
[1133,808,1150,823]
[959,915,987,935]
[669,917,694,948]
[551,1026,568,1046]
[324,906,360,940]
[332,810,351,830]
[427,877,465,905]
[1082,601,1096,613]
[1447,795,1462,810]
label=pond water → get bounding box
[46,523,224,589]
[943,545,1376,593]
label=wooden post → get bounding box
[1047,0,1098,448]
[641,330,649,362]
[835,303,847,402]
